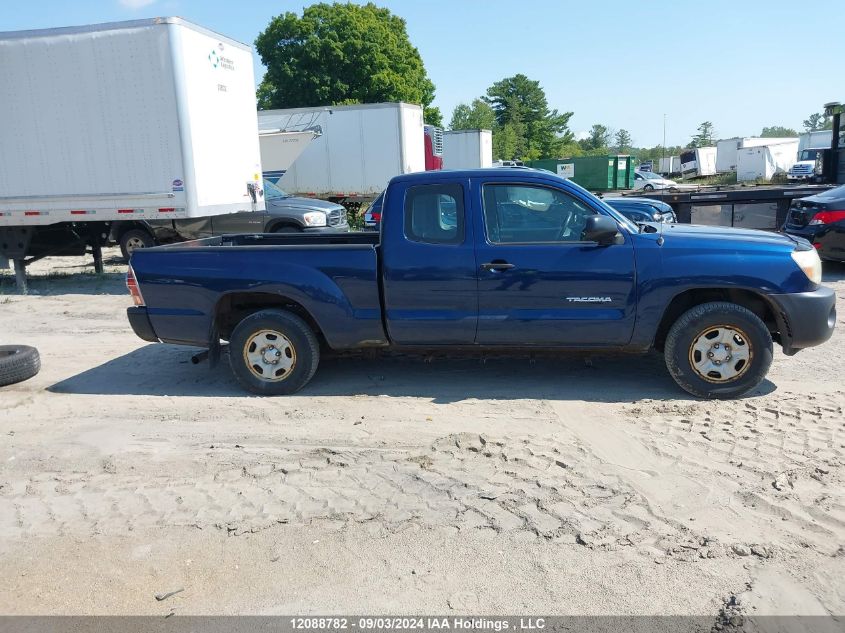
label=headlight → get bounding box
[791,248,822,285]
[302,211,327,227]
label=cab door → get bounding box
[380,179,478,345]
[472,180,637,347]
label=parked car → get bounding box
[603,197,677,223]
[782,184,845,262]
[363,191,385,230]
[127,168,835,400]
[112,179,349,259]
[634,170,678,191]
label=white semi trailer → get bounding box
[0,18,264,289]
[257,103,442,210]
[442,129,493,170]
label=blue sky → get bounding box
[3,0,840,147]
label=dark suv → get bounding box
[112,179,349,260]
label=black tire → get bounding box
[272,225,303,234]
[228,309,319,395]
[120,229,155,261]
[664,302,773,399]
[0,345,41,387]
[643,184,655,191]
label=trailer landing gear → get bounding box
[2,224,107,294]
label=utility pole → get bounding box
[662,114,667,168]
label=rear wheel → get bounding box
[664,302,772,399]
[228,310,319,395]
[120,229,154,261]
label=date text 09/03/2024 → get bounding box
[289,617,546,631]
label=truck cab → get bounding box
[788,147,827,181]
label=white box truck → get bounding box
[442,129,493,170]
[715,137,796,173]
[257,103,437,206]
[679,147,717,177]
[659,156,681,175]
[736,139,800,182]
[788,131,834,180]
[0,18,263,286]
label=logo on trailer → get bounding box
[172,179,184,192]
[208,43,235,71]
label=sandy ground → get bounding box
[0,249,843,618]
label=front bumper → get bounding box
[303,224,350,233]
[127,306,159,343]
[768,287,836,355]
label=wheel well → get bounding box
[214,292,324,343]
[266,220,303,232]
[653,288,779,351]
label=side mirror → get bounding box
[583,215,622,246]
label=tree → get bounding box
[579,124,612,152]
[761,125,798,138]
[483,74,573,160]
[614,129,633,153]
[449,99,496,131]
[803,112,833,132]
[689,121,716,148]
[255,3,440,124]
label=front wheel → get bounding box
[228,309,319,395]
[643,184,655,192]
[664,302,773,399]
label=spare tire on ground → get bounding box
[0,345,41,387]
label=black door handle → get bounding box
[481,261,515,271]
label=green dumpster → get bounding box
[526,156,616,191]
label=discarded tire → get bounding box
[0,345,41,387]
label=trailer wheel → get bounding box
[120,229,154,261]
[664,302,772,399]
[228,309,319,395]
[0,345,41,387]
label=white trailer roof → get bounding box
[0,17,251,51]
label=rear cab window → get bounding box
[404,183,465,245]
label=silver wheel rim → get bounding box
[125,236,147,254]
[243,329,296,382]
[689,325,752,383]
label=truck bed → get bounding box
[130,232,386,349]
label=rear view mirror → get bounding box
[583,215,621,245]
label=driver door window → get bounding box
[482,184,594,243]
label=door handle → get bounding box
[481,261,515,271]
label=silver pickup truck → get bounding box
[111,179,349,260]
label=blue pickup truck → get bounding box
[126,168,836,399]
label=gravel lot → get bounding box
[0,249,843,617]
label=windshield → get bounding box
[263,179,291,200]
[799,149,821,161]
[562,179,639,233]
[640,171,662,180]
